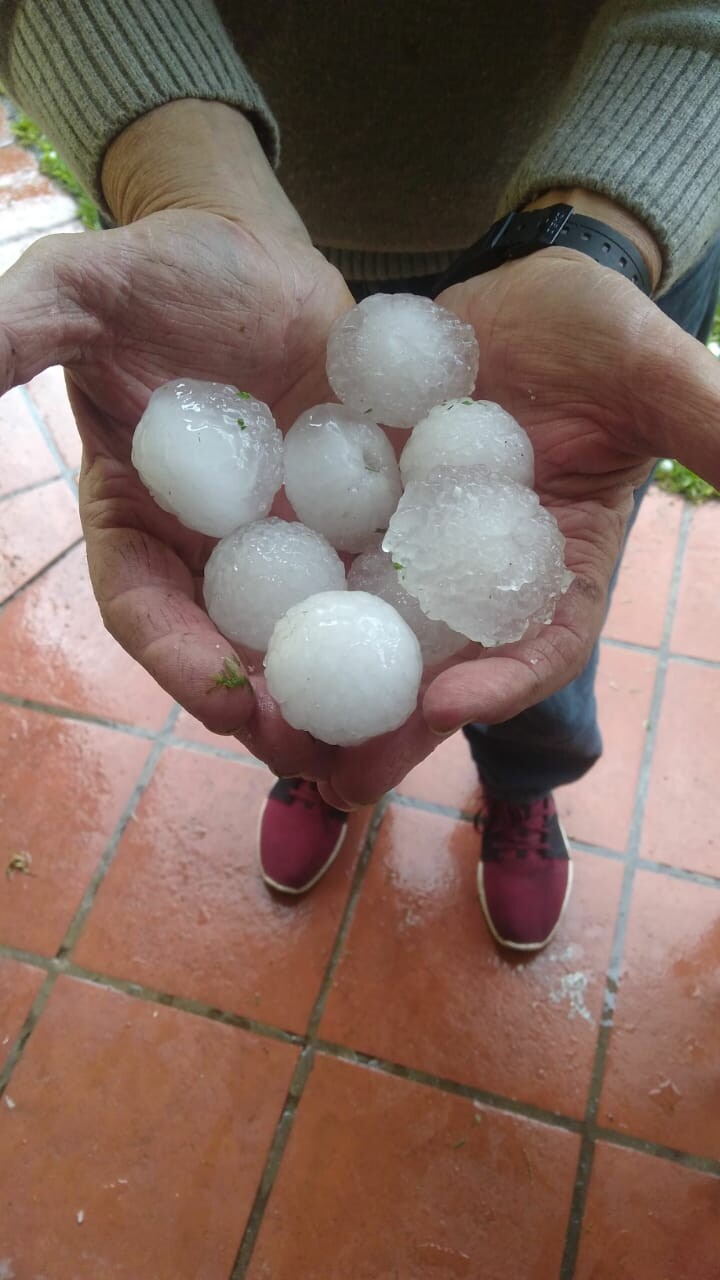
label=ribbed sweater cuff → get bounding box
[4,0,279,205]
[502,42,720,289]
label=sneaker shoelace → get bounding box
[477,796,552,860]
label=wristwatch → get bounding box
[435,204,654,297]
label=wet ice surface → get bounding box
[264,590,423,745]
[326,294,479,428]
[203,518,346,651]
[399,398,534,488]
[383,466,573,646]
[283,403,402,552]
[131,379,283,537]
[348,547,468,667]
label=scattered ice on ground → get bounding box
[132,379,283,537]
[348,547,467,667]
[383,465,572,646]
[264,590,422,745]
[283,403,401,552]
[204,518,346,651]
[326,294,479,427]
[399,398,534,488]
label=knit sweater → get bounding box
[1,0,719,288]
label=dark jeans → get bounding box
[350,237,720,799]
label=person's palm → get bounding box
[321,249,720,807]
[0,209,353,775]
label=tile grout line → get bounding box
[603,634,720,671]
[0,707,176,1099]
[0,474,65,506]
[229,794,391,1278]
[18,385,79,499]
[0,536,84,614]
[558,501,694,1279]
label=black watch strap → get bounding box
[435,204,654,296]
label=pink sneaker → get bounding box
[259,777,348,894]
[476,793,573,950]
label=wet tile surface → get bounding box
[604,488,683,648]
[671,501,720,661]
[26,365,83,471]
[75,747,370,1033]
[0,479,81,601]
[640,660,720,876]
[557,644,656,852]
[394,727,481,813]
[0,976,297,1279]
[575,1141,720,1279]
[0,542,173,728]
[0,703,151,955]
[320,805,622,1117]
[599,872,720,1160]
[0,386,59,496]
[0,958,45,1071]
[248,1053,581,1280]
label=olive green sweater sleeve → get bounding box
[0,0,278,202]
[502,1,720,287]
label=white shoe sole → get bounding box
[476,820,574,952]
[258,806,349,896]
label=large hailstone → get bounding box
[132,379,283,537]
[283,403,402,552]
[348,548,467,667]
[400,399,534,488]
[264,591,422,746]
[383,466,573,647]
[326,294,479,427]
[203,518,346,651]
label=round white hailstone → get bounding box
[399,398,534,488]
[383,466,573,647]
[326,294,479,427]
[131,379,283,537]
[203,518,346,651]
[348,548,467,667]
[264,590,422,746]
[283,403,402,552]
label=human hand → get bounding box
[0,102,353,778]
[319,236,720,807]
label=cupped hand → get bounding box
[320,248,720,808]
[0,207,354,777]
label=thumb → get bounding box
[630,309,720,487]
[0,229,100,391]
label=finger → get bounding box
[326,706,441,808]
[423,577,603,732]
[239,685,335,781]
[0,230,101,390]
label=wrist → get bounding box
[101,99,309,243]
[524,187,662,292]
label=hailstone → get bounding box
[264,591,422,746]
[326,294,479,427]
[204,518,346,651]
[400,399,534,488]
[383,466,573,646]
[348,548,467,667]
[132,379,283,537]
[283,403,402,552]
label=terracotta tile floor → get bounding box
[0,121,719,1279]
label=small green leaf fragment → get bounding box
[237,417,247,429]
[236,389,252,399]
[392,562,404,571]
[209,656,250,691]
[462,398,473,405]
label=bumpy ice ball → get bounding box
[383,466,573,646]
[204,518,346,651]
[400,399,534,488]
[326,294,479,427]
[132,379,283,537]
[283,403,402,552]
[348,548,467,667]
[264,591,423,746]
